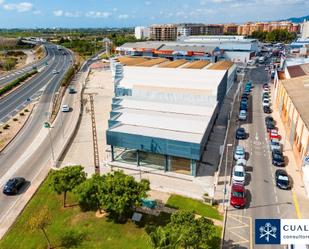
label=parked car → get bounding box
[275,169,290,189]
[236,158,247,167]
[263,92,270,99]
[263,88,270,94]
[230,184,246,208]
[240,99,248,106]
[236,127,246,139]
[3,177,26,195]
[269,129,280,140]
[68,87,76,94]
[265,116,274,123]
[234,145,245,160]
[263,106,272,114]
[272,150,285,166]
[263,83,269,89]
[242,93,249,99]
[232,165,245,185]
[266,121,276,132]
[262,98,270,107]
[239,110,247,121]
[269,139,281,151]
[61,104,70,112]
[240,103,248,111]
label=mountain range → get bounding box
[282,15,309,23]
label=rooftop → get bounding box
[208,60,234,70]
[281,75,309,129]
[286,63,309,78]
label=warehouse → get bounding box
[106,57,235,176]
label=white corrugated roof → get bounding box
[119,66,226,91]
[114,107,211,135]
[118,97,216,116]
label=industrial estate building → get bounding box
[117,36,258,63]
[106,57,236,176]
[274,61,309,196]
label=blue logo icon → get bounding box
[255,219,281,244]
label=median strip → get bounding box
[0,70,38,98]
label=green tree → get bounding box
[168,210,216,249]
[101,170,150,221]
[59,229,86,248]
[74,173,105,212]
[28,205,52,249]
[49,165,86,207]
[3,57,17,71]
[149,226,181,249]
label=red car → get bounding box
[230,184,246,209]
[269,129,280,140]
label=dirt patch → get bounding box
[148,190,171,203]
[95,210,108,218]
[0,103,34,151]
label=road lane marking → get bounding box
[292,190,302,219]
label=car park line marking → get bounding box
[292,190,302,219]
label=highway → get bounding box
[223,64,296,248]
[0,44,72,123]
[0,50,99,238]
[0,44,51,88]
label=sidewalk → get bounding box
[271,91,309,218]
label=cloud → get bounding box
[64,11,81,18]
[0,0,4,5]
[145,1,151,5]
[3,2,33,12]
[118,14,129,19]
[33,9,42,15]
[112,7,118,12]
[53,10,63,17]
[85,11,112,18]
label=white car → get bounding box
[239,110,247,121]
[61,104,70,112]
[234,145,245,160]
[262,98,270,107]
[236,158,247,167]
[232,165,245,185]
[269,139,281,151]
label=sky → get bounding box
[0,0,308,28]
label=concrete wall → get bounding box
[224,51,252,63]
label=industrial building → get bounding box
[116,36,258,63]
[106,57,236,176]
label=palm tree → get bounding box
[148,227,181,249]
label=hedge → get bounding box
[0,70,37,96]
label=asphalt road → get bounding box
[0,44,51,88]
[223,63,296,249]
[0,44,72,123]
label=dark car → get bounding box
[68,87,76,94]
[266,120,275,131]
[265,116,274,123]
[3,177,26,195]
[272,151,285,166]
[263,93,270,99]
[236,127,246,139]
[240,103,248,111]
[263,106,272,114]
[241,99,248,106]
[242,93,249,99]
[275,169,291,190]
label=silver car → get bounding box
[269,139,281,151]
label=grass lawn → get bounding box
[0,175,171,249]
[0,176,221,249]
[166,195,223,221]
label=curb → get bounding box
[0,105,35,153]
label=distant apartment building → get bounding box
[223,24,238,34]
[134,26,150,40]
[203,24,224,35]
[177,23,205,37]
[238,21,300,35]
[150,24,177,41]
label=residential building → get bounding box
[106,57,236,176]
[150,24,177,41]
[134,26,150,40]
[203,24,224,35]
[223,24,238,34]
[176,23,205,37]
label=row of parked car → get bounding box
[230,81,253,208]
[262,84,291,190]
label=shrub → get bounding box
[20,112,25,116]
[13,118,18,121]
[3,124,10,129]
[24,109,29,112]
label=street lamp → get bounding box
[44,122,55,165]
[223,143,233,210]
